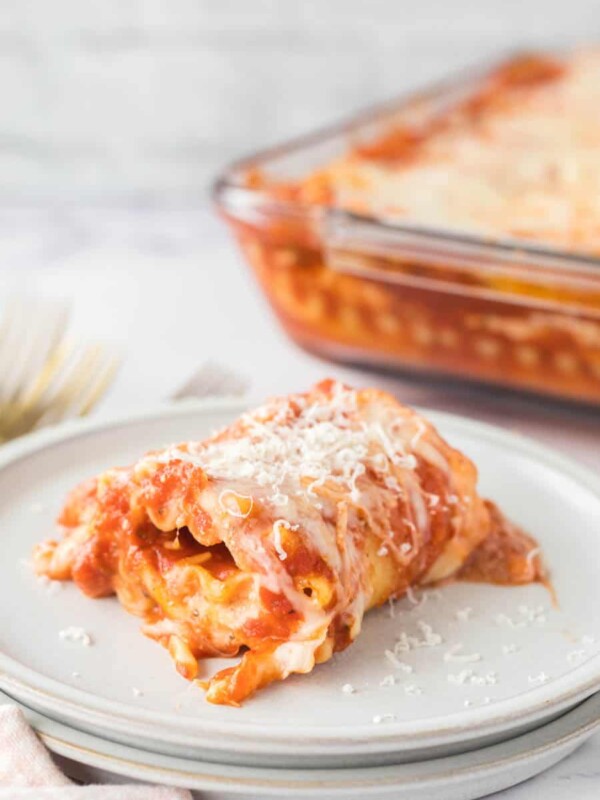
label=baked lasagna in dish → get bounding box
[266,51,600,252]
[221,51,600,405]
[33,382,543,705]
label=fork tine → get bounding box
[0,297,69,405]
[37,344,107,427]
[6,343,105,436]
[17,340,71,410]
[0,298,31,402]
[0,293,117,442]
[74,355,120,418]
[12,299,70,402]
[0,342,71,435]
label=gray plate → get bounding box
[4,689,600,799]
[0,401,600,767]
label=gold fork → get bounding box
[0,297,119,443]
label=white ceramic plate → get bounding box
[0,401,599,768]
[4,688,600,799]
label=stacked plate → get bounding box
[1,402,600,799]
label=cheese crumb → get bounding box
[448,670,496,686]
[380,674,396,687]
[372,713,396,724]
[443,643,482,664]
[528,672,550,685]
[502,643,519,655]
[404,684,422,696]
[448,669,473,686]
[417,621,443,646]
[471,672,497,686]
[494,613,526,629]
[384,650,414,672]
[341,683,356,694]
[132,687,144,697]
[59,627,93,646]
[518,604,547,625]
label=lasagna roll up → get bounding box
[33,381,541,705]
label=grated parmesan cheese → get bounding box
[59,627,93,646]
[373,713,396,724]
[448,669,473,686]
[528,672,550,685]
[448,669,496,686]
[416,621,443,647]
[518,604,547,625]
[151,383,444,550]
[443,644,482,664]
[384,650,413,672]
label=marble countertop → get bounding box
[1,204,599,798]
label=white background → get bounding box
[1,0,600,199]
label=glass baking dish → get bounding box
[213,52,600,406]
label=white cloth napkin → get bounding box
[0,706,192,799]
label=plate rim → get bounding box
[4,689,600,793]
[0,399,600,753]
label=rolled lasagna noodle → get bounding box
[33,381,542,705]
